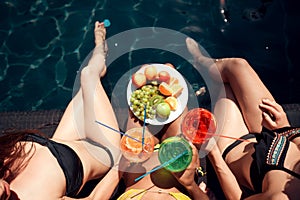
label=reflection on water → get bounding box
[0,0,299,111]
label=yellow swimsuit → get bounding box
[117,188,191,200]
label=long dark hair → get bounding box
[0,129,43,182]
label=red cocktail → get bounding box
[181,108,217,144]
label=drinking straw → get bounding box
[142,104,146,150]
[134,150,188,182]
[95,120,141,143]
[103,19,111,27]
[204,132,251,142]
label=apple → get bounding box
[144,65,157,80]
[156,102,171,118]
[132,73,146,88]
[158,71,171,84]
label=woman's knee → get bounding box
[225,58,251,73]
[221,58,252,80]
[80,66,99,86]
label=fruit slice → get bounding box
[125,135,143,154]
[169,77,179,86]
[171,83,183,98]
[123,134,154,154]
[150,95,164,107]
[159,82,173,96]
[165,96,178,111]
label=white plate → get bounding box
[127,63,188,125]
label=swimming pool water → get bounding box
[0,0,299,112]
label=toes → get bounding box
[94,21,106,45]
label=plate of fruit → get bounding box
[127,63,188,125]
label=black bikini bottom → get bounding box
[221,127,300,195]
[222,134,256,159]
[24,134,83,197]
[251,127,300,193]
[222,127,300,160]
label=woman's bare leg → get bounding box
[186,37,274,133]
[53,21,120,162]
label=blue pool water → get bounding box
[0,0,299,112]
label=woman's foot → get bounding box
[94,21,107,48]
[186,37,216,68]
[93,21,107,77]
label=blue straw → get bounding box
[142,104,146,149]
[134,150,188,182]
[95,120,141,143]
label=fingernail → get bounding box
[262,112,267,117]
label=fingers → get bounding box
[259,99,290,130]
[0,180,10,200]
[259,99,283,120]
[260,99,282,112]
[191,143,200,167]
[262,112,276,128]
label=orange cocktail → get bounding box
[181,108,217,144]
[120,127,155,163]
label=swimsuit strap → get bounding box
[117,189,145,200]
[169,192,191,200]
[277,128,300,141]
[222,134,256,159]
[82,138,114,167]
[117,189,191,200]
[266,133,288,166]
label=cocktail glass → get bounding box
[181,108,217,144]
[158,136,192,172]
[120,127,155,163]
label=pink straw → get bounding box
[203,132,252,142]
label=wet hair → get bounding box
[0,129,43,182]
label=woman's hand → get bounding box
[171,143,199,188]
[171,143,209,200]
[259,99,290,130]
[0,180,10,200]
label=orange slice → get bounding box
[171,84,183,97]
[123,135,154,154]
[169,77,179,86]
[165,96,178,111]
[159,82,173,96]
[124,135,143,154]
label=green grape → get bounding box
[130,83,166,120]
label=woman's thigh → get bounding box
[214,84,249,153]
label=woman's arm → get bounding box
[87,168,121,200]
[208,146,242,200]
[172,144,209,200]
